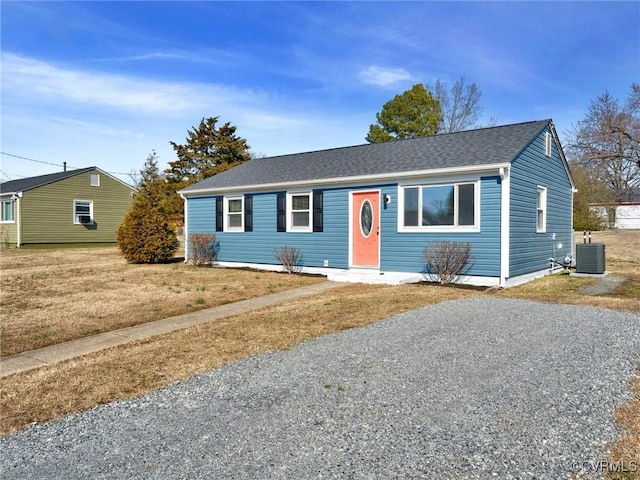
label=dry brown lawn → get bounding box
[1,230,638,471]
[607,370,640,480]
[0,282,478,435]
[0,247,322,356]
[498,229,640,315]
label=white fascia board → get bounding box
[548,121,576,191]
[179,163,510,197]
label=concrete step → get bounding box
[327,269,423,285]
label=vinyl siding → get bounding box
[381,176,501,277]
[0,221,17,245]
[509,127,573,277]
[187,176,502,277]
[188,189,350,269]
[20,170,134,244]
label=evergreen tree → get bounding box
[570,165,612,231]
[129,150,161,189]
[164,117,252,223]
[366,84,442,143]
[117,158,179,264]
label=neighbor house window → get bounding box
[1,200,14,223]
[536,186,547,233]
[287,191,312,232]
[545,132,552,157]
[399,182,478,231]
[90,173,100,186]
[74,200,93,225]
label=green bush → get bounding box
[116,179,179,264]
[573,208,606,231]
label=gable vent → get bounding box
[545,132,552,157]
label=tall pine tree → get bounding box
[366,84,442,143]
[164,117,251,223]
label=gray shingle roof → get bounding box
[181,120,550,193]
[0,167,97,194]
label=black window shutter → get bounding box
[313,190,323,232]
[244,194,253,232]
[215,196,223,232]
[276,192,286,232]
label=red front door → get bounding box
[351,191,380,267]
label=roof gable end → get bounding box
[0,167,135,194]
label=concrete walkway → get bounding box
[0,281,345,378]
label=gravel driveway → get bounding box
[2,297,639,479]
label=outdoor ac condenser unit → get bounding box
[575,243,606,274]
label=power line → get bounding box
[0,170,29,180]
[0,169,15,181]
[1,151,63,168]
[1,151,132,176]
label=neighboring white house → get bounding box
[590,202,640,229]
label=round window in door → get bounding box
[360,199,373,237]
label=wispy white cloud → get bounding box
[1,53,258,116]
[0,52,371,180]
[99,52,196,62]
[2,53,216,113]
[358,65,414,87]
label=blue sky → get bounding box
[1,1,639,184]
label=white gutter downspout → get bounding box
[571,187,578,264]
[499,167,510,288]
[15,192,23,248]
[180,193,188,262]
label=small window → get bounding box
[536,186,547,233]
[1,200,15,223]
[360,200,373,237]
[545,132,552,157]
[90,173,100,186]
[224,196,244,232]
[74,200,93,225]
[287,192,312,231]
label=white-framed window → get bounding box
[287,191,312,232]
[90,173,100,186]
[224,196,244,232]
[73,200,93,225]
[1,199,15,223]
[545,132,552,157]
[398,181,479,232]
[536,186,547,233]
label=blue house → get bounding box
[180,119,575,287]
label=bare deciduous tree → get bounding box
[433,77,496,133]
[566,84,640,203]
